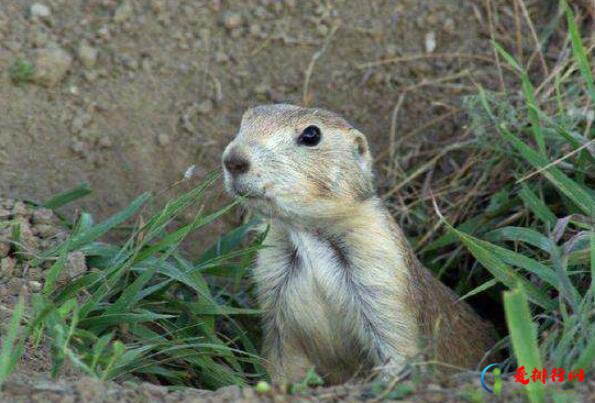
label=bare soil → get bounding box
[0,0,512,251]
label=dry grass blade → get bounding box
[516,139,595,184]
[302,24,340,107]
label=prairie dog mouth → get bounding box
[230,181,264,200]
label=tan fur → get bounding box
[222,104,497,385]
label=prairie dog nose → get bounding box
[223,147,251,175]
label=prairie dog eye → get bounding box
[297,125,321,146]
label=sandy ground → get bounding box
[0,0,515,253]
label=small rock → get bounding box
[32,208,54,225]
[229,28,243,38]
[424,31,437,53]
[151,0,165,13]
[7,278,23,295]
[214,51,229,63]
[60,251,87,282]
[316,24,329,37]
[0,257,16,279]
[31,45,73,87]
[0,241,10,258]
[249,24,262,37]
[1,199,13,209]
[12,201,29,218]
[97,26,111,41]
[138,383,168,399]
[83,70,98,82]
[28,267,43,281]
[222,12,243,29]
[98,136,112,148]
[141,58,152,71]
[28,280,42,292]
[254,83,271,96]
[443,18,455,35]
[69,140,86,155]
[19,221,39,252]
[385,44,398,58]
[77,41,98,69]
[29,3,51,22]
[33,224,58,238]
[70,112,92,134]
[114,1,134,23]
[157,133,170,146]
[196,100,213,114]
[120,54,138,70]
[0,208,10,219]
[30,29,49,48]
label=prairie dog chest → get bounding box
[254,228,369,369]
[256,229,346,325]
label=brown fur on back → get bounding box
[385,216,496,369]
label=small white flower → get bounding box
[425,32,436,53]
[183,165,197,180]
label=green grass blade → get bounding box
[492,41,522,72]
[574,334,595,370]
[518,184,557,227]
[590,228,595,299]
[0,293,26,387]
[80,311,175,329]
[503,286,545,403]
[562,0,595,102]
[458,278,498,302]
[486,242,559,288]
[485,227,557,254]
[500,125,595,216]
[198,218,260,263]
[491,42,546,155]
[69,192,152,250]
[43,238,73,294]
[441,220,556,310]
[43,183,92,209]
[104,265,159,316]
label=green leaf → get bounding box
[80,311,175,329]
[562,0,595,102]
[458,278,498,301]
[69,193,152,250]
[485,226,557,254]
[518,184,557,227]
[499,125,595,216]
[504,286,545,403]
[43,239,72,294]
[43,183,93,209]
[484,243,559,288]
[444,222,556,310]
[575,334,595,370]
[591,229,595,298]
[0,293,26,387]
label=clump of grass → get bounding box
[426,0,593,399]
[9,59,35,85]
[0,172,267,390]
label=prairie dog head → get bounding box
[222,104,375,223]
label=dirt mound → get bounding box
[0,0,506,251]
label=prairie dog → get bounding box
[222,104,496,385]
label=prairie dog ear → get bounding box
[241,108,256,123]
[351,129,373,173]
